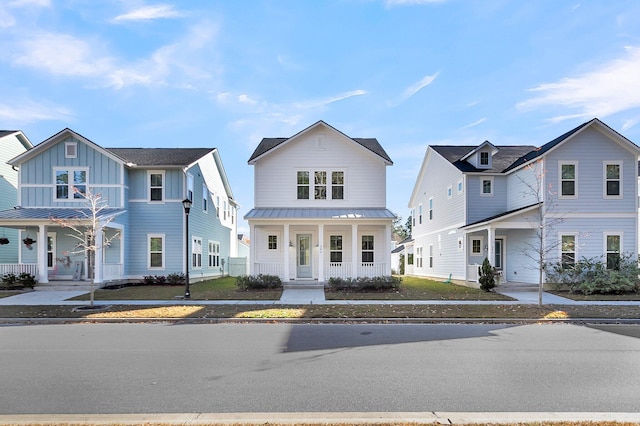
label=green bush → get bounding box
[545,252,640,295]
[167,273,185,285]
[1,272,37,289]
[328,276,402,292]
[478,258,496,292]
[236,274,282,290]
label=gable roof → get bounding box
[0,130,33,150]
[248,120,392,164]
[106,148,215,167]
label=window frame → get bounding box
[429,244,433,268]
[479,151,490,166]
[268,235,278,250]
[208,241,220,268]
[331,171,344,200]
[65,142,77,159]
[480,177,493,196]
[559,233,577,269]
[428,197,433,221]
[149,170,165,203]
[418,204,423,224]
[54,167,88,201]
[202,184,208,212]
[447,185,452,199]
[314,171,327,200]
[361,235,374,263]
[186,174,194,202]
[559,161,578,199]
[415,246,423,268]
[457,179,464,194]
[297,171,310,200]
[471,238,482,255]
[148,234,165,270]
[192,236,202,269]
[604,233,622,270]
[329,235,343,263]
[603,161,623,199]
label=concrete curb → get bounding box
[2,411,640,425]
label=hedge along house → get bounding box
[245,121,396,283]
[0,131,33,269]
[0,128,238,287]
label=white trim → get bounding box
[603,231,623,269]
[64,142,77,159]
[480,176,494,196]
[558,161,578,199]
[47,232,56,270]
[192,236,203,269]
[148,233,165,270]
[471,237,483,255]
[53,167,89,201]
[558,232,578,267]
[148,170,165,203]
[603,160,623,199]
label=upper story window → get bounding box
[481,177,493,196]
[149,171,164,202]
[55,168,87,200]
[418,204,423,224]
[202,184,208,212]
[297,171,310,199]
[428,197,433,220]
[457,179,463,194]
[187,174,194,201]
[332,172,344,200]
[604,162,622,198]
[560,162,577,198]
[314,171,327,199]
[65,142,77,159]
[447,185,452,199]
[480,151,489,166]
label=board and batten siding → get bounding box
[19,136,124,208]
[127,168,184,202]
[254,127,387,208]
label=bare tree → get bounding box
[518,159,564,306]
[50,189,119,307]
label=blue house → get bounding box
[0,128,238,287]
[407,118,640,286]
[0,131,33,268]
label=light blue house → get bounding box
[0,131,33,268]
[407,118,640,286]
[0,128,238,287]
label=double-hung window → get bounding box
[55,168,87,200]
[418,204,422,224]
[604,162,622,197]
[208,241,220,267]
[297,171,310,199]
[187,174,194,202]
[480,151,489,166]
[416,246,423,268]
[192,237,202,268]
[330,235,343,263]
[429,244,433,268]
[560,162,577,198]
[605,234,621,270]
[428,197,433,220]
[314,171,327,199]
[362,235,374,263]
[149,171,164,202]
[148,234,164,269]
[202,184,208,212]
[481,177,493,195]
[331,172,344,199]
[560,234,576,268]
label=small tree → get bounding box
[50,189,119,307]
[478,257,496,292]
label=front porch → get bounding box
[254,261,389,280]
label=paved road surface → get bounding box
[1,323,639,414]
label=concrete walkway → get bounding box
[2,284,640,306]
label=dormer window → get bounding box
[480,151,489,166]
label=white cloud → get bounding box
[0,7,16,28]
[294,89,367,109]
[621,117,640,132]
[517,46,640,122]
[112,4,184,23]
[0,99,72,124]
[238,94,257,105]
[462,118,486,129]
[402,73,439,100]
[9,0,51,7]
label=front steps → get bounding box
[283,281,326,290]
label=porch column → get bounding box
[352,224,358,278]
[318,224,324,282]
[94,224,104,284]
[487,227,495,266]
[283,224,290,282]
[385,223,391,275]
[37,224,48,284]
[249,223,256,275]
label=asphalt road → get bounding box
[1,322,639,414]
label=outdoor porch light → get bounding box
[182,198,193,299]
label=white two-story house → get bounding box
[245,121,396,283]
[407,118,640,286]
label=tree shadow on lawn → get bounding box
[283,323,515,352]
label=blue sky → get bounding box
[2,0,640,235]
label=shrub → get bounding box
[18,272,37,288]
[328,276,402,292]
[142,275,156,285]
[154,275,167,285]
[545,252,640,295]
[1,272,37,289]
[236,274,282,291]
[478,257,496,292]
[1,273,18,288]
[167,273,185,285]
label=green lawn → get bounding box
[548,290,640,301]
[326,276,513,301]
[0,290,22,299]
[71,276,282,301]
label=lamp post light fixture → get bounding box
[182,198,193,299]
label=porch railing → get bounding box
[467,263,480,282]
[103,263,123,281]
[358,262,387,277]
[325,262,353,279]
[0,264,38,276]
[254,262,283,277]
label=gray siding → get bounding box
[466,174,508,224]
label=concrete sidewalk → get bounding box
[2,285,640,306]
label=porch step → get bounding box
[284,281,326,290]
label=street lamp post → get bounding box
[182,198,192,299]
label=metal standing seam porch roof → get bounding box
[0,207,125,222]
[244,208,396,220]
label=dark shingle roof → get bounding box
[0,131,18,138]
[106,148,214,167]
[432,145,536,173]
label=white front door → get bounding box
[296,234,312,278]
